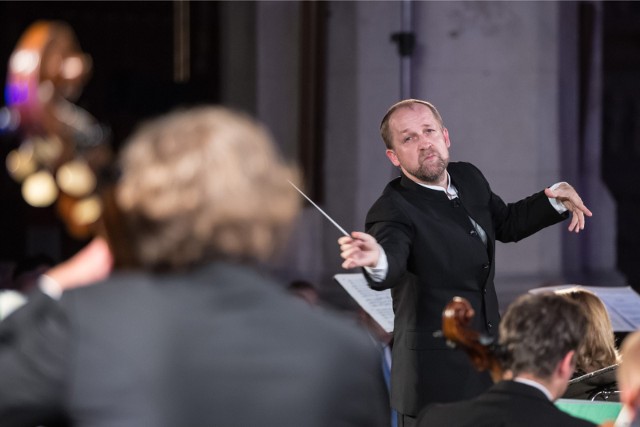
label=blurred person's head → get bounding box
[112,106,300,270]
[498,292,587,399]
[556,287,620,374]
[618,331,640,421]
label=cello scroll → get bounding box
[441,296,504,383]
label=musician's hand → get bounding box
[338,231,380,269]
[46,237,113,291]
[544,182,593,233]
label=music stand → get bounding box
[563,364,619,401]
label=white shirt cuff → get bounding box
[364,244,389,282]
[548,182,568,214]
[38,274,63,300]
[0,290,27,320]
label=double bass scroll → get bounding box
[3,20,113,239]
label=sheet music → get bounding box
[529,285,640,331]
[334,273,394,333]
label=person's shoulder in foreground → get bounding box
[57,260,391,427]
[417,380,596,427]
[0,106,390,427]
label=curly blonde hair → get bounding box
[114,106,300,269]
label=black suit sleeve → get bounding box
[0,290,70,426]
[464,162,568,242]
[490,189,568,243]
[363,196,415,291]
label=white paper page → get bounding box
[334,273,394,333]
[585,286,640,331]
[529,285,640,331]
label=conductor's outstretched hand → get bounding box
[544,182,593,233]
[338,231,380,269]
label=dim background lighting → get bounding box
[71,195,102,225]
[6,146,37,182]
[22,170,58,207]
[56,159,96,197]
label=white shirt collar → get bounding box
[415,171,458,199]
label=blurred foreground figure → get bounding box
[0,106,389,427]
[617,331,640,426]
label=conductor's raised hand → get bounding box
[544,182,593,233]
[338,231,380,269]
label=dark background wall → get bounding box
[602,2,640,292]
[1,1,640,298]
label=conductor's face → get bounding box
[385,103,451,188]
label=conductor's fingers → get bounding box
[568,211,580,233]
[340,246,364,260]
[350,231,377,244]
[338,235,355,246]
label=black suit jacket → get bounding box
[364,162,567,415]
[0,262,390,427]
[416,380,597,427]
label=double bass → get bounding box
[3,20,133,266]
[4,20,111,238]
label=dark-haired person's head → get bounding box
[498,292,587,397]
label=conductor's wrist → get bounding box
[364,244,388,282]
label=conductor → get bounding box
[338,99,592,426]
